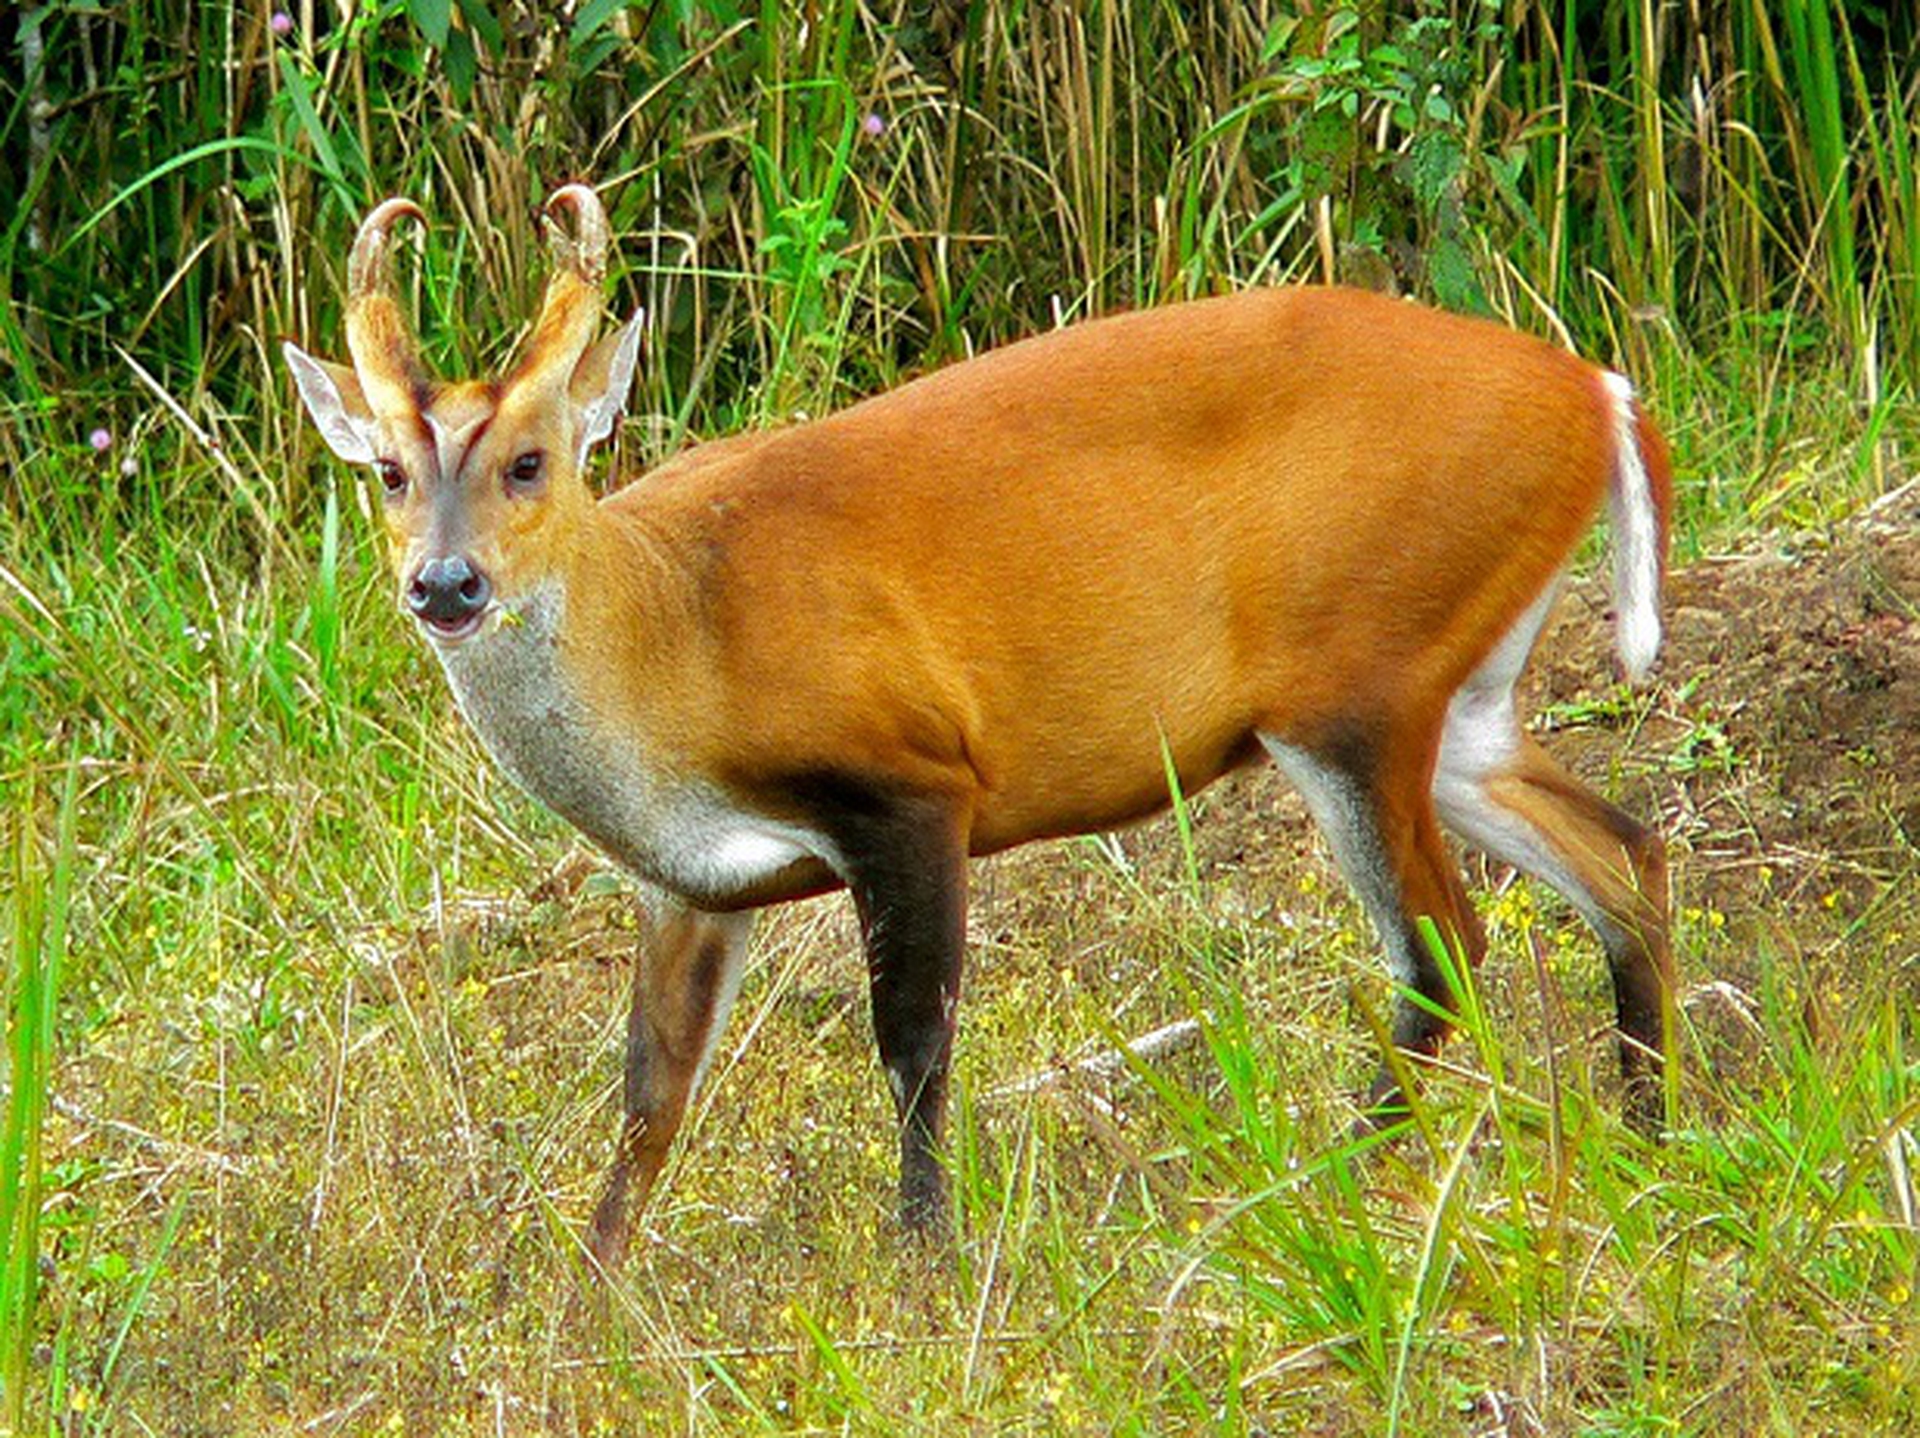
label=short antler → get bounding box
[344,197,428,414]
[512,184,612,392]
[545,183,610,283]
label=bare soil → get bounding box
[1543,490,1920,954]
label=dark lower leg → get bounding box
[1604,825,1672,1130]
[586,906,751,1268]
[824,790,969,1236]
[872,974,958,1232]
[1364,874,1486,1121]
[1485,742,1674,1128]
[862,863,965,1234]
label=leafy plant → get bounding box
[1,3,1917,1432]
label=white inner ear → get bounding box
[574,309,645,467]
[283,341,379,466]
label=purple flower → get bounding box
[271,11,293,36]
[89,427,112,453]
[862,112,886,138]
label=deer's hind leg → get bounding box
[1263,717,1488,1117]
[1431,587,1674,1126]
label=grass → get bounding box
[3,1,1919,1432]
[3,468,1916,1430]
[1,764,75,1436]
[2,617,1914,1432]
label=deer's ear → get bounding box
[284,341,380,465]
[568,308,645,466]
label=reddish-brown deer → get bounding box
[286,184,1674,1267]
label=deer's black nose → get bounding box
[407,555,491,633]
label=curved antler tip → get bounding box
[348,197,428,298]
[371,194,427,220]
[544,182,602,218]
[542,182,610,282]
[353,196,427,247]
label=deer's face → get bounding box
[284,188,642,646]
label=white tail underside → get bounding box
[1603,370,1663,682]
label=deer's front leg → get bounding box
[809,784,971,1236]
[587,898,755,1269]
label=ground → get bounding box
[41,489,1920,1435]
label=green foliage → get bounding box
[1,1,1918,1432]
[1,765,78,1435]
[2,1,1915,494]
[1256,2,1507,312]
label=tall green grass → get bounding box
[1139,913,1918,1433]
[4,3,1915,480]
[1,765,77,1435]
[2,1,1917,1431]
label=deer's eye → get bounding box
[375,458,407,499]
[506,451,545,494]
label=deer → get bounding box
[284,183,1675,1268]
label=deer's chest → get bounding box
[428,587,830,906]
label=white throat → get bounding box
[427,582,833,905]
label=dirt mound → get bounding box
[1545,487,1920,914]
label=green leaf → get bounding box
[1260,16,1300,63]
[408,0,451,47]
[275,53,361,202]
[455,0,504,56]
[571,0,630,47]
[575,32,624,74]
[1426,231,1484,314]
[445,27,476,105]
[1407,131,1463,212]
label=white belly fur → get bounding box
[428,584,834,906]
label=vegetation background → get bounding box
[1,0,1916,1432]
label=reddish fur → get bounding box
[290,244,1678,1257]
[565,288,1623,863]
